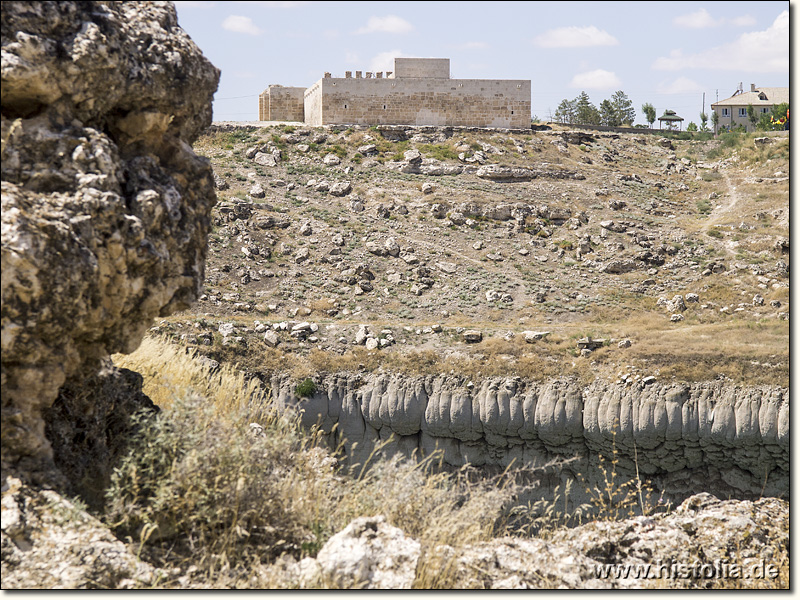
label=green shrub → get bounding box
[296,378,317,397]
[419,144,459,161]
[696,199,712,214]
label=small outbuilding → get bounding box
[658,110,684,131]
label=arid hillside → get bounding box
[165,124,788,388]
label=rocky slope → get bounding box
[284,493,788,589]
[0,0,789,590]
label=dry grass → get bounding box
[108,337,530,588]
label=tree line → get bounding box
[553,91,788,134]
[554,91,635,127]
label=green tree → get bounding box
[746,104,758,131]
[641,102,656,128]
[599,99,619,126]
[554,98,577,124]
[575,91,600,125]
[686,121,698,132]
[711,111,719,134]
[699,111,709,132]
[611,90,635,125]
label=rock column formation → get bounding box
[1,1,219,481]
[272,374,789,503]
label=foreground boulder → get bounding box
[1,1,219,481]
[289,493,787,589]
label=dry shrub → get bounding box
[107,337,528,587]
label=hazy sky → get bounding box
[173,1,790,124]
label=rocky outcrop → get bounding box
[282,493,788,589]
[1,1,219,480]
[1,476,156,589]
[272,374,789,503]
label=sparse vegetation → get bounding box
[114,121,789,588]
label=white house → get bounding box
[711,84,789,132]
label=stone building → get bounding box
[259,58,531,129]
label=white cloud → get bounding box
[356,15,413,35]
[657,77,704,94]
[730,15,756,27]
[369,50,408,72]
[673,8,756,28]
[533,26,618,48]
[222,15,262,36]
[673,8,718,29]
[570,69,621,89]
[654,11,788,73]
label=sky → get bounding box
[173,1,791,125]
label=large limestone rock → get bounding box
[1,1,219,480]
[1,476,155,589]
[299,515,421,589]
[289,493,788,589]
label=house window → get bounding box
[738,108,748,117]
[761,108,769,114]
[721,108,730,117]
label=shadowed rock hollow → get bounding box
[1,1,219,482]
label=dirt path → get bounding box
[704,168,742,230]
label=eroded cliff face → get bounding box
[1,1,219,481]
[272,374,789,503]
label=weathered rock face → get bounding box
[1,476,156,589]
[272,374,789,504]
[1,1,219,479]
[283,493,788,589]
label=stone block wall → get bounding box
[304,77,531,128]
[259,85,305,122]
[392,58,450,79]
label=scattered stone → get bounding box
[329,181,352,197]
[294,248,310,263]
[357,144,378,156]
[523,331,550,343]
[384,237,401,257]
[355,325,369,345]
[436,262,457,274]
[249,183,265,198]
[463,330,483,343]
[263,330,280,347]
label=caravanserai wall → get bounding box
[259,85,305,122]
[304,77,531,128]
